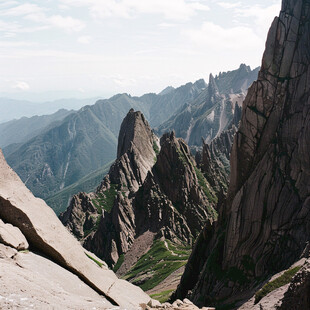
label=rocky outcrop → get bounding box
[61,109,158,266]
[102,108,158,193]
[61,110,217,276]
[0,149,151,309]
[0,244,116,309]
[196,125,237,198]
[135,132,217,244]
[175,0,310,307]
[60,192,98,239]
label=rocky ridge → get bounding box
[174,0,310,308]
[157,65,258,146]
[196,124,237,199]
[61,109,158,266]
[61,109,218,292]
[5,79,207,210]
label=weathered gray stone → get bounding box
[147,298,162,308]
[62,110,217,278]
[0,243,17,259]
[0,250,117,309]
[0,219,28,250]
[61,109,158,267]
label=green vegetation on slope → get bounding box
[85,252,103,268]
[123,239,191,292]
[92,184,117,213]
[46,161,112,215]
[113,254,125,273]
[194,166,218,205]
[153,141,160,156]
[150,289,174,303]
[254,266,301,304]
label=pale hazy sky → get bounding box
[0,0,281,101]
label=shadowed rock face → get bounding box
[175,0,310,307]
[135,132,217,244]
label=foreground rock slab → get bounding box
[0,149,150,309]
[0,246,117,310]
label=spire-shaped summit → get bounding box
[207,73,219,101]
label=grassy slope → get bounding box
[254,266,302,304]
[122,239,191,296]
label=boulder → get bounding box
[0,219,28,250]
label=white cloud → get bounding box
[0,1,19,9]
[0,3,84,34]
[113,76,136,86]
[48,15,85,32]
[12,81,30,90]
[235,4,280,35]
[25,12,85,33]
[0,40,35,47]
[183,22,263,50]
[60,0,210,21]
[0,3,45,17]
[158,23,176,28]
[218,2,242,9]
[58,4,69,11]
[77,35,91,44]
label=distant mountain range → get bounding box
[0,109,73,149]
[0,97,99,124]
[156,64,259,145]
[3,78,208,205]
[2,64,259,213]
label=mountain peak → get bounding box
[117,109,152,159]
[193,78,207,89]
[208,73,219,99]
[102,109,158,194]
[158,86,175,96]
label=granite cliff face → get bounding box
[175,0,310,308]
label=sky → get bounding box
[0,0,281,101]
